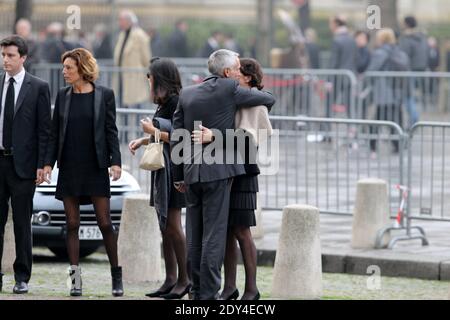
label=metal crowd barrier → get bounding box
[30,64,152,108]
[114,110,441,249]
[171,67,359,119]
[24,64,450,249]
[407,122,450,222]
[262,69,357,118]
[116,108,155,196]
[117,111,406,217]
[30,63,358,120]
[259,116,405,217]
[361,71,450,121]
[22,64,450,123]
[374,121,450,248]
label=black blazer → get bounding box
[0,72,51,179]
[45,84,121,169]
[171,75,275,185]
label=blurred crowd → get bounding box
[11,9,446,74]
[9,10,448,131]
[12,9,255,70]
[323,14,440,74]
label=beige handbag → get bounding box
[139,129,165,171]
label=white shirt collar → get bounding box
[208,37,219,49]
[5,67,25,85]
[335,26,349,35]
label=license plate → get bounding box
[79,226,103,240]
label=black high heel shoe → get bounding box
[161,284,192,300]
[219,288,239,300]
[145,283,176,298]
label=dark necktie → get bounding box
[3,77,15,149]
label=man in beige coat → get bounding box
[114,9,151,142]
[114,9,151,108]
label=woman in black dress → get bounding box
[43,48,123,297]
[128,57,190,299]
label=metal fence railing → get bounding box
[361,71,450,123]
[407,122,450,222]
[117,112,447,249]
[259,116,405,217]
[16,64,450,249]
[117,112,406,218]
[374,121,450,248]
[29,64,358,119]
[24,63,450,122]
[262,69,357,118]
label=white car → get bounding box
[32,166,140,258]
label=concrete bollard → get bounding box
[2,205,15,273]
[351,178,390,249]
[251,193,264,239]
[118,194,162,283]
[271,204,322,299]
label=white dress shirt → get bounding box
[0,67,26,149]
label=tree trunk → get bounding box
[367,0,399,32]
[256,0,274,67]
[298,0,310,32]
[15,0,33,21]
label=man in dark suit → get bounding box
[171,49,275,300]
[166,20,189,57]
[0,35,52,294]
[197,31,224,58]
[15,19,40,72]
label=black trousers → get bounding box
[185,178,232,300]
[0,156,36,283]
[370,103,403,152]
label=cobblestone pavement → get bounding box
[0,247,449,300]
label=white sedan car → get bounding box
[32,166,140,258]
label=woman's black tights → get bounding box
[63,196,118,267]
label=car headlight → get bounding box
[32,211,51,226]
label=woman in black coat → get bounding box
[128,57,190,299]
[43,48,123,297]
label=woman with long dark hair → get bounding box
[128,57,190,299]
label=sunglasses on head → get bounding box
[147,57,161,79]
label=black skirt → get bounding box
[229,174,258,227]
[55,165,111,205]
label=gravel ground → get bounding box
[0,248,449,300]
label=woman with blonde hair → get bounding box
[43,48,123,297]
[367,28,410,153]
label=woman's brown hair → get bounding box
[239,58,264,90]
[61,48,99,82]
